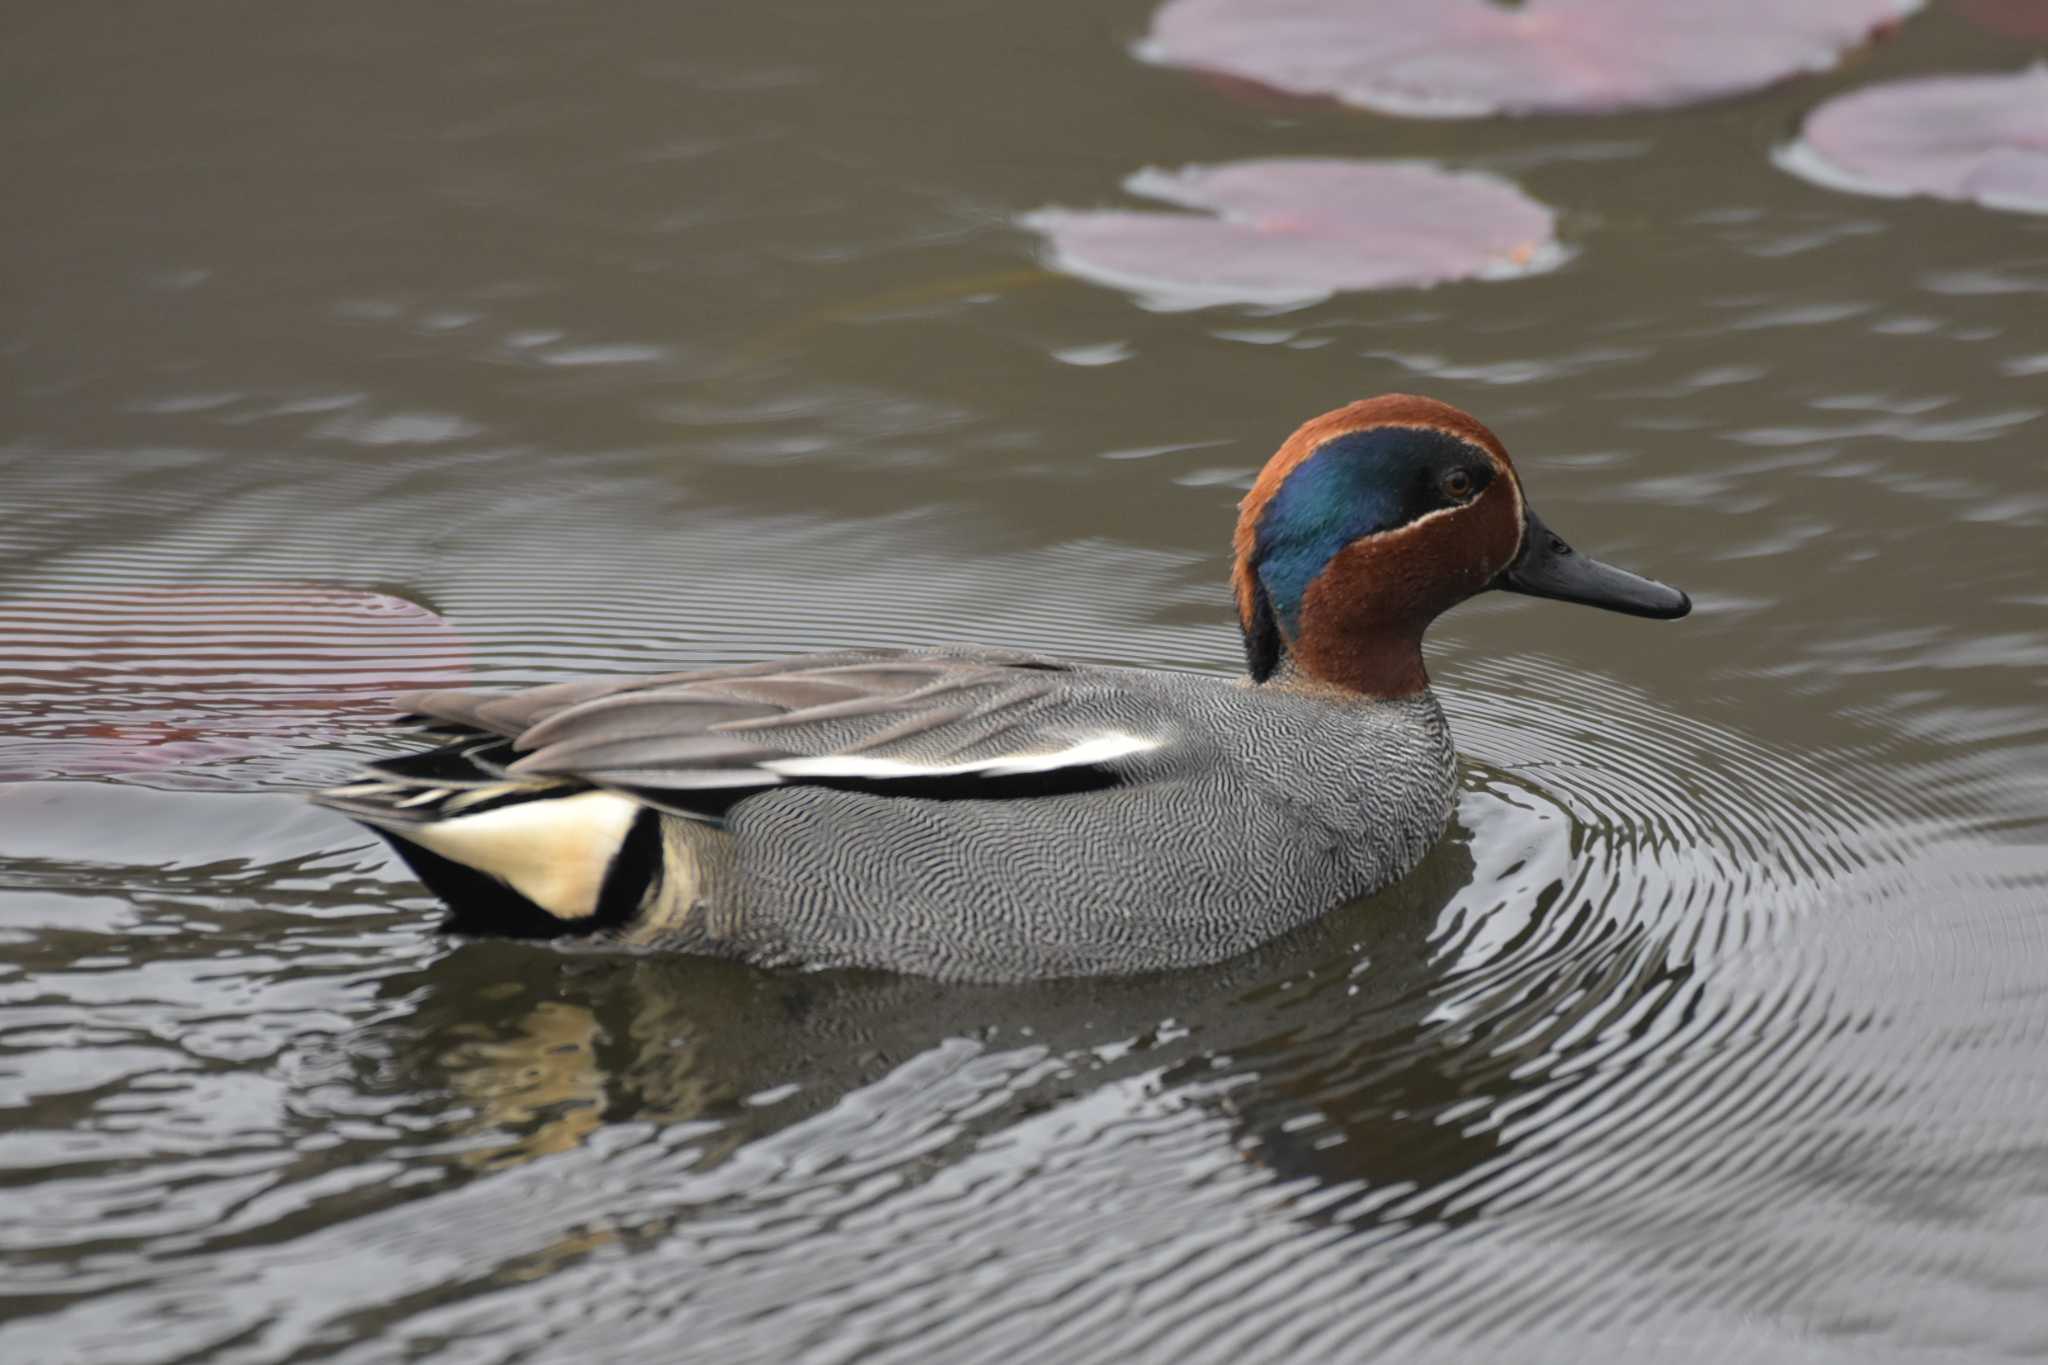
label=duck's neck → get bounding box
[1240,560,1432,701]
[1254,631,1429,701]
[1248,545,1436,700]
[1289,624,1429,700]
[1286,518,1460,699]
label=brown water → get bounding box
[5,3,2048,1361]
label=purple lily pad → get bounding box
[1022,159,1563,310]
[1141,0,1919,118]
[1781,66,2048,214]
[0,585,470,782]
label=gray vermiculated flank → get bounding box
[690,671,1454,979]
[324,647,1459,981]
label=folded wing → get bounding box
[359,649,1167,821]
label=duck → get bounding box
[316,394,1688,981]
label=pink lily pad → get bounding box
[1140,0,1919,118]
[1022,159,1563,310]
[1192,69,1337,115]
[1780,66,2048,214]
[0,585,470,782]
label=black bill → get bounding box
[1497,510,1691,620]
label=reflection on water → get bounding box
[5,0,2048,1360]
[441,1000,606,1170]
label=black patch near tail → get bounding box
[375,808,662,940]
[592,807,663,927]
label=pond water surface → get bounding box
[5,3,2048,1361]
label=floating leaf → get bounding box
[1781,66,2048,214]
[1022,159,1563,310]
[1141,0,1919,117]
[0,586,470,782]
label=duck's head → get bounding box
[1233,394,1689,696]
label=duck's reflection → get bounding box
[403,800,1680,1233]
[439,1000,605,1169]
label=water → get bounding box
[4,3,2047,1360]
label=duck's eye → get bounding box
[1441,468,1476,501]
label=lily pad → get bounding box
[0,586,470,782]
[1140,0,1919,118]
[1780,66,2048,214]
[1022,160,1563,310]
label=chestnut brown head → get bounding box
[1233,394,1688,697]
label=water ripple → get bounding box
[9,631,2036,1363]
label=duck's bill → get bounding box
[1497,510,1691,620]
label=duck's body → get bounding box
[319,395,1688,981]
[324,648,1456,978]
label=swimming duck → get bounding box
[318,394,1688,980]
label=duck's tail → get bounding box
[314,736,665,937]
